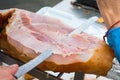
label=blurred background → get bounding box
[0,0,62,12]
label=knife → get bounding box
[68,16,98,36]
[14,49,52,79]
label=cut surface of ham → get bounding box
[0,8,114,75]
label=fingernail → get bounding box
[9,64,18,68]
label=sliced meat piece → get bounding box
[0,8,114,76]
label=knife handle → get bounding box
[13,75,18,79]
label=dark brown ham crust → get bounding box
[0,8,114,76]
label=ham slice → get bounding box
[0,8,114,75]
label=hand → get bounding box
[0,64,18,80]
[96,0,120,63]
[96,0,120,29]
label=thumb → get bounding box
[4,64,19,75]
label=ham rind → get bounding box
[0,8,114,75]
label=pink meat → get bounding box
[6,9,100,58]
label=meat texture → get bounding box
[0,8,114,75]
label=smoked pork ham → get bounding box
[0,8,114,75]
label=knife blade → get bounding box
[14,49,52,79]
[68,16,98,36]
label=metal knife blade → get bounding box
[68,16,98,36]
[14,49,52,79]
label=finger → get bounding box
[8,64,19,75]
[12,77,17,80]
[0,64,19,75]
